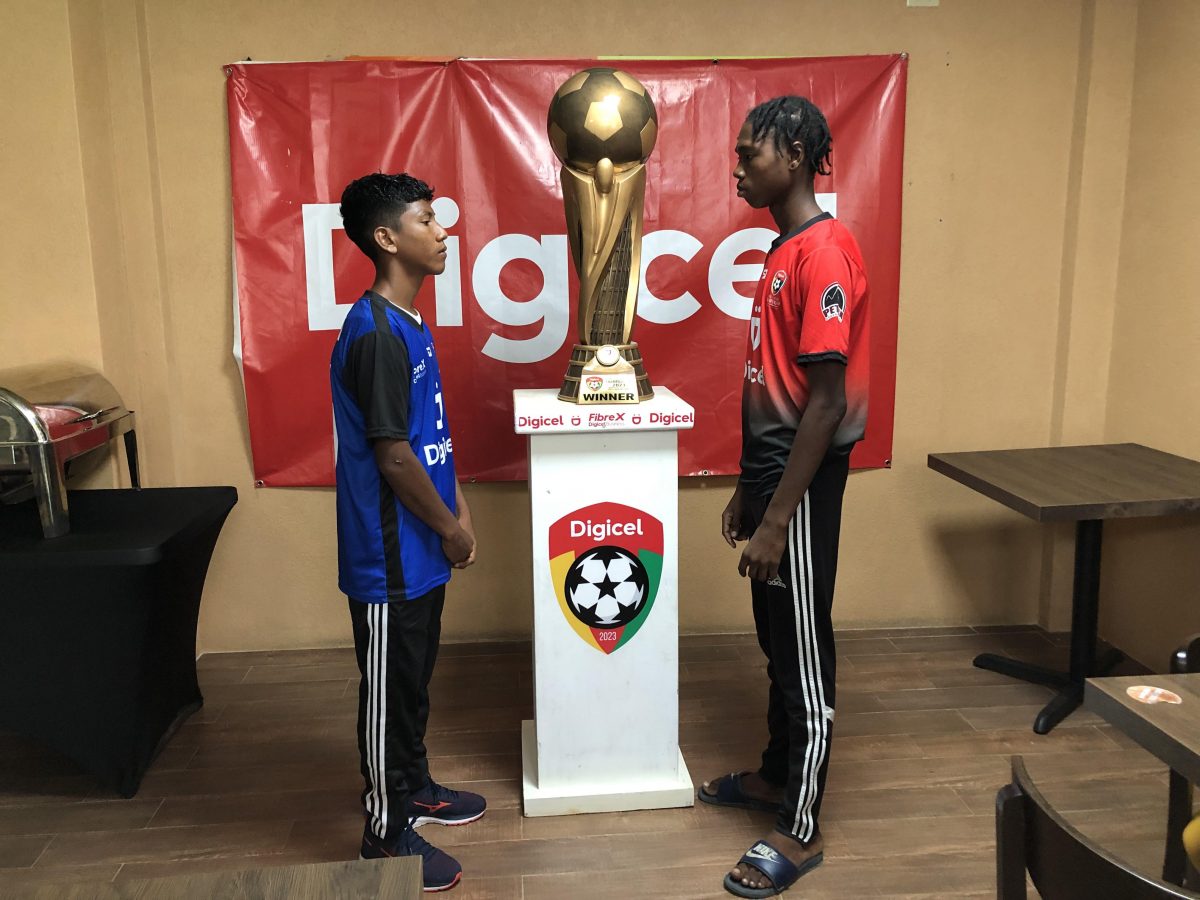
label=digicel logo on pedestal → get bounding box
[650,412,693,426]
[570,517,645,540]
[549,502,664,655]
[516,415,565,430]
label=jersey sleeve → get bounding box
[341,329,412,441]
[793,247,855,365]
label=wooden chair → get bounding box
[996,756,1200,900]
[1164,634,1200,886]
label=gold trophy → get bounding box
[547,68,657,404]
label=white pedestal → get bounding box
[514,387,696,817]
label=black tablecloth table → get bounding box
[0,487,237,796]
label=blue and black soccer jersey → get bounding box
[331,291,457,603]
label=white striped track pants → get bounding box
[746,454,849,842]
[348,586,445,841]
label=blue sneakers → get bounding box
[360,824,462,892]
[408,780,487,827]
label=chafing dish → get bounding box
[0,364,139,538]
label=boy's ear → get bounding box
[788,140,806,172]
[373,225,397,256]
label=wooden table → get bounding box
[1085,674,1200,784]
[6,856,422,899]
[928,443,1200,734]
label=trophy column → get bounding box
[513,387,696,816]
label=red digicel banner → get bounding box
[226,56,905,485]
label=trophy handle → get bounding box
[562,168,584,288]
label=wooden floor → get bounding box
[0,626,1179,898]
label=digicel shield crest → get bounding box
[549,502,664,655]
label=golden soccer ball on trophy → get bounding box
[547,68,658,173]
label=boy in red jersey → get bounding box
[699,96,870,898]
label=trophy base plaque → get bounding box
[558,342,653,404]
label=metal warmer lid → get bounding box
[0,364,131,449]
[0,363,139,539]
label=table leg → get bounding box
[1068,520,1103,683]
[1033,684,1084,734]
[972,520,1122,734]
[974,653,1068,688]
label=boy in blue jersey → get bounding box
[331,172,484,893]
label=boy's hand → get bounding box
[453,516,477,569]
[442,524,475,567]
[721,485,747,548]
[739,520,786,583]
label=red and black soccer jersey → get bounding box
[740,212,870,497]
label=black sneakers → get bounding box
[407,780,487,828]
[360,824,463,893]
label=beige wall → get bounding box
[6,0,1175,657]
[0,2,102,371]
[65,0,183,488]
[1101,0,1200,669]
[1040,0,1138,632]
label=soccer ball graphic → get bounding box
[547,67,658,174]
[563,546,649,628]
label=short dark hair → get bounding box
[339,172,434,260]
[746,96,832,177]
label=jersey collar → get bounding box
[366,291,423,329]
[770,212,833,252]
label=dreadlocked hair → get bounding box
[339,172,434,260]
[746,96,832,177]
